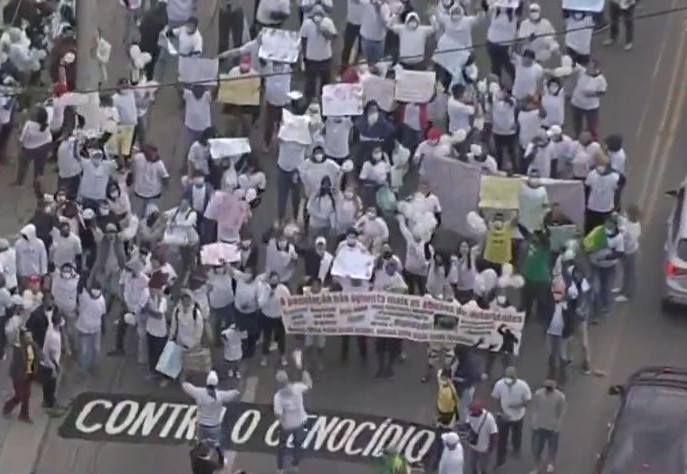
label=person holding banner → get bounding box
[564,9,594,66]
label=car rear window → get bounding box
[603,386,687,474]
[678,240,687,261]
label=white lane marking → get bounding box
[223,375,259,472]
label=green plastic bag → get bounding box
[376,186,397,216]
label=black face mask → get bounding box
[383,251,392,259]
[545,386,554,393]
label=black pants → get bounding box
[609,3,635,44]
[147,333,166,373]
[264,102,283,146]
[434,63,453,93]
[16,147,48,185]
[385,30,400,63]
[586,209,611,234]
[42,375,57,408]
[260,314,285,356]
[57,174,81,200]
[114,310,128,352]
[496,417,523,465]
[0,122,12,162]
[341,22,361,70]
[571,106,599,140]
[304,58,332,102]
[486,41,514,83]
[236,310,259,358]
[493,133,517,170]
[0,316,7,359]
[566,46,590,67]
[218,6,246,56]
[404,271,426,295]
[341,336,367,362]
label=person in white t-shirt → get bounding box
[130,146,170,217]
[467,400,499,472]
[75,285,107,373]
[491,367,532,467]
[571,60,607,140]
[604,133,626,176]
[390,12,435,69]
[589,216,625,315]
[273,368,313,472]
[182,85,212,152]
[144,277,169,385]
[14,106,52,187]
[585,159,623,232]
[512,49,544,102]
[359,0,392,64]
[517,3,558,63]
[300,8,337,101]
[616,204,641,302]
[447,83,475,134]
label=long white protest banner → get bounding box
[280,292,525,354]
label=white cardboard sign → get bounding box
[322,84,364,117]
[258,28,301,63]
[394,70,436,103]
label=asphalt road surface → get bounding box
[1,0,686,473]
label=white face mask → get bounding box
[372,152,382,161]
[313,153,324,162]
[528,178,541,187]
[366,212,376,219]
[344,191,354,199]
[193,178,204,187]
[548,84,560,94]
[368,112,379,123]
[407,21,419,30]
[529,11,541,21]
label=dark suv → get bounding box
[596,367,687,474]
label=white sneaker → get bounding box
[615,295,629,302]
[624,42,634,51]
[546,464,555,473]
[260,357,268,367]
[612,287,622,294]
[280,356,288,367]
[269,341,278,352]
[235,371,242,379]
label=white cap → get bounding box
[315,236,327,245]
[123,312,136,325]
[287,90,303,101]
[206,370,219,386]
[82,208,96,220]
[442,432,460,446]
[547,125,563,137]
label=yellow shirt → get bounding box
[484,222,513,264]
[437,374,458,414]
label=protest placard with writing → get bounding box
[178,57,219,85]
[204,192,249,242]
[330,246,375,280]
[322,84,364,117]
[278,109,312,145]
[361,75,396,112]
[217,71,261,105]
[258,28,301,63]
[200,242,240,265]
[492,0,520,7]
[562,0,604,12]
[208,138,251,159]
[479,175,522,209]
[280,292,526,353]
[395,70,436,103]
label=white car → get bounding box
[663,182,687,309]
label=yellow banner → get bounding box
[217,73,261,106]
[479,175,521,209]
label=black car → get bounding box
[596,367,687,474]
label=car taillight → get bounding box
[666,261,687,276]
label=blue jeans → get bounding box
[458,385,475,424]
[212,304,235,340]
[593,265,616,314]
[360,38,384,64]
[78,331,101,370]
[277,167,301,221]
[532,428,559,464]
[276,425,306,470]
[197,422,222,447]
